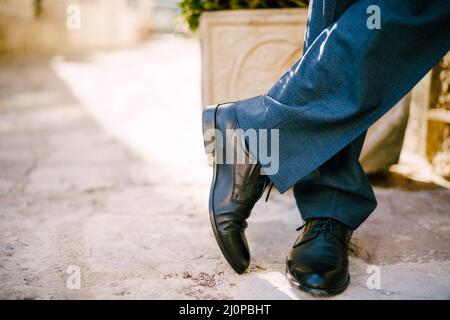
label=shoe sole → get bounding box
[202,104,247,274]
[285,265,350,297]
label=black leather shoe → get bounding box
[286,218,352,296]
[202,102,269,274]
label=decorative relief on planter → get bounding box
[200,9,308,106]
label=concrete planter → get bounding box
[199,8,308,106]
[199,8,409,173]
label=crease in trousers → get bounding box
[235,0,450,229]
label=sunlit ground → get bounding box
[51,34,208,186]
[0,34,449,299]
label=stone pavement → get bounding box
[0,35,449,300]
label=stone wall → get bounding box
[427,52,450,178]
[0,0,63,54]
[0,0,154,55]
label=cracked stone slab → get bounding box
[0,36,449,300]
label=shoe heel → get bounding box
[202,105,218,155]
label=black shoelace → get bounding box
[295,217,350,249]
[296,217,337,240]
[265,182,274,202]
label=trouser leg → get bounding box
[293,0,375,230]
[236,1,450,228]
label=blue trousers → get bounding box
[235,0,450,229]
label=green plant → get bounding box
[179,0,309,31]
